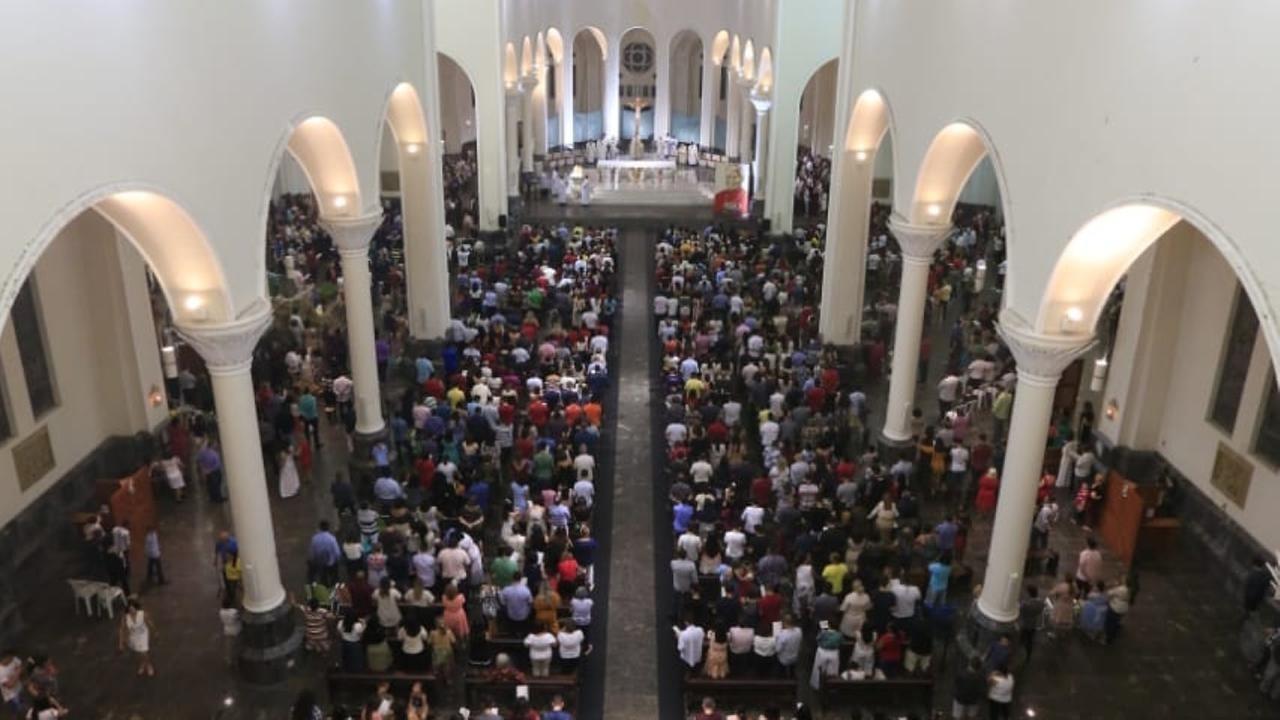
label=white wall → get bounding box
[1112,231,1280,550]
[0,214,165,527]
[438,53,479,154]
[845,0,1280,367]
[0,1,429,322]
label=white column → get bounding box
[881,218,951,443]
[654,40,672,140]
[177,303,284,614]
[401,142,450,340]
[739,82,755,162]
[532,64,549,156]
[521,82,534,172]
[321,213,386,436]
[818,148,874,346]
[725,76,741,158]
[505,87,521,196]
[604,42,621,140]
[699,55,717,147]
[751,101,771,201]
[558,56,574,147]
[977,315,1094,623]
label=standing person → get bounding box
[222,550,243,605]
[337,611,366,672]
[118,598,157,677]
[144,526,165,586]
[219,597,242,666]
[308,520,341,586]
[952,658,986,719]
[428,618,457,684]
[555,620,585,674]
[197,440,225,502]
[674,617,706,671]
[809,622,843,689]
[441,584,470,643]
[278,445,301,499]
[926,552,953,608]
[1018,586,1042,662]
[1246,557,1273,616]
[154,452,186,503]
[1075,538,1103,594]
[1104,578,1130,645]
[974,469,999,515]
[986,664,1014,720]
[524,622,557,677]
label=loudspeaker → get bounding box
[760,218,772,234]
[498,214,508,229]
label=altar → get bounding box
[596,158,678,189]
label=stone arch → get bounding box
[907,119,1011,228]
[573,26,609,140]
[1038,198,1278,372]
[277,115,365,217]
[669,29,705,142]
[8,185,234,326]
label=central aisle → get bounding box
[602,226,661,719]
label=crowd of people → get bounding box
[792,149,830,221]
[653,215,1147,719]
[280,221,617,718]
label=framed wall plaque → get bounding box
[1210,441,1253,509]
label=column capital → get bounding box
[320,211,383,257]
[176,300,272,374]
[997,309,1095,386]
[888,215,951,261]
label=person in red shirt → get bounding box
[415,454,436,491]
[751,476,773,508]
[707,419,728,444]
[970,433,993,478]
[757,586,783,626]
[423,376,445,400]
[875,623,905,677]
[528,399,549,428]
[806,385,827,413]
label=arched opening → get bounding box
[379,82,450,340]
[618,27,658,144]
[572,27,608,142]
[1040,203,1280,550]
[668,30,704,143]
[545,28,567,149]
[792,58,839,222]
[0,189,233,592]
[819,88,894,347]
[709,30,731,150]
[436,52,480,230]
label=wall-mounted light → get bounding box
[331,195,349,210]
[161,345,178,379]
[1105,398,1119,420]
[148,384,165,408]
[1090,356,1109,392]
[405,142,423,156]
[853,150,868,163]
[926,203,943,218]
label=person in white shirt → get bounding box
[674,620,706,668]
[556,621,586,673]
[888,573,921,620]
[677,529,703,560]
[573,451,596,482]
[937,374,961,415]
[524,625,558,677]
[665,422,688,447]
[759,416,780,447]
[723,527,748,560]
[741,504,765,535]
[689,458,714,485]
[722,400,742,427]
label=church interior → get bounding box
[0,1,1278,718]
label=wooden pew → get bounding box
[819,675,934,714]
[465,674,579,714]
[682,676,799,713]
[326,669,436,702]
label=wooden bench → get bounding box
[465,673,578,714]
[682,676,799,713]
[819,675,934,713]
[326,669,436,702]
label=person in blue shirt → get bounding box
[926,552,953,607]
[542,695,573,720]
[371,442,390,472]
[308,520,341,585]
[934,516,958,553]
[673,501,694,533]
[414,355,434,385]
[373,474,404,504]
[467,478,491,512]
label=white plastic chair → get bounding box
[68,579,100,616]
[96,584,126,619]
